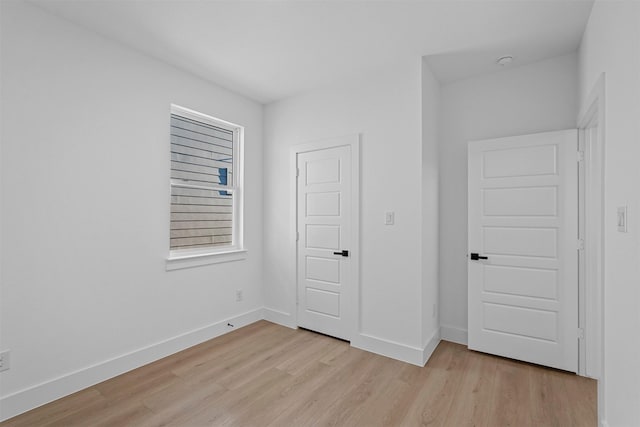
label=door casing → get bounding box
[577,73,605,384]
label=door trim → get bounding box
[577,74,605,381]
[290,134,360,340]
[577,74,605,427]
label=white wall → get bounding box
[0,1,263,420]
[579,2,640,425]
[421,61,440,348]
[438,53,579,341]
[264,58,437,363]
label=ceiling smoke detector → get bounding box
[496,55,514,66]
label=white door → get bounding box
[468,130,578,372]
[297,144,352,340]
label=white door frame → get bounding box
[577,74,605,423]
[290,134,360,340]
[577,73,605,381]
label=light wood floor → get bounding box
[2,320,596,427]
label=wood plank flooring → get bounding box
[1,321,596,426]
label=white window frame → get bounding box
[166,104,246,270]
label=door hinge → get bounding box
[577,328,584,339]
[296,168,300,177]
[577,151,585,162]
[577,239,585,250]
[296,231,299,242]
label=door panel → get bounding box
[483,227,557,257]
[297,145,351,340]
[483,186,557,216]
[306,192,340,216]
[483,265,557,299]
[483,303,557,341]
[468,130,578,372]
[306,288,340,317]
[482,144,557,177]
[306,157,341,184]
[306,256,340,283]
[306,225,340,249]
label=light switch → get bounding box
[385,211,395,225]
[617,206,628,232]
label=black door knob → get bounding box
[333,250,349,257]
[470,253,488,260]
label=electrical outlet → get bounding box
[0,350,10,372]
[235,289,243,302]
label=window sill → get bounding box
[166,249,247,271]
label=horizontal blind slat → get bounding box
[171,137,232,157]
[170,235,232,248]
[171,221,232,237]
[171,170,223,184]
[170,199,233,207]
[170,187,233,200]
[171,228,233,239]
[171,115,233,142]
[170,160,227,178]
[171,205,232,215]
[171,241,231,250]
[171,199,232,206]
[171,219,233,229]
[171,153,232,171]
[171,214,232,222]
[171,143,233,164]
[170,130,233,152]
[171,114,233,136]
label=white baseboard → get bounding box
[263,307,296,329]
[422,329,441,365]
[0,308,263,422]
[1,312,473,421]
[440,324,468,345]
[351,333,425,367]
[600,421,608,427]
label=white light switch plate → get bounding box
[385,211,395,225]
[617,206,628,232]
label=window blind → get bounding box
[170,113,234,250]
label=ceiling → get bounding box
[32,0,594,104]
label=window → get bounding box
[167,105,244,267]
